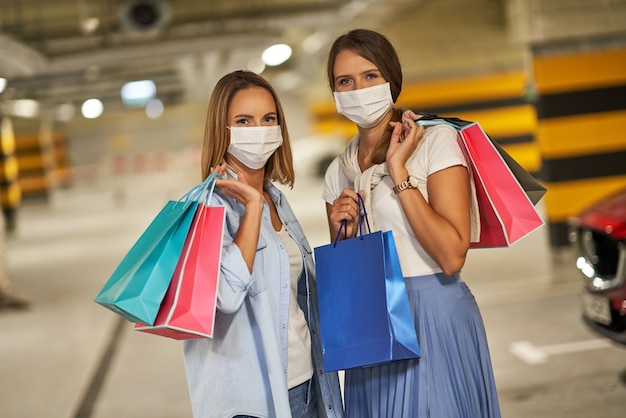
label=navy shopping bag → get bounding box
[314,196,420,372]
[94,175,219,325]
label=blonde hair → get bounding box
[200,70,295,187]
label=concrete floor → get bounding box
[1,170,625,418]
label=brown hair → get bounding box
[200,70,295,187]
[326,29,405,164]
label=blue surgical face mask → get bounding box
[227,125,283,169]
[333,82,394,128]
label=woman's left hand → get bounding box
[386,110,424,178]
[211,163,263,207]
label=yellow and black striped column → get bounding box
[533,40,626,246]
[0,117,21,232]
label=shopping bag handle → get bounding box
[332,194,371,247]
[414,119,462,130]
[413,112,472,130]
[177,172,221,207]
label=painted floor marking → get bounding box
[510,338,613,365]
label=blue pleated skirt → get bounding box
[344,273,501,418]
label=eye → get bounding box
[365,72,379,80]
[336,78,352,87]
[263,115,277,124]
[234,118,249,126]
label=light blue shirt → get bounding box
[183,181,344,418]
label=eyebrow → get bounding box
[232,113,254,119]
[232,112,277,119]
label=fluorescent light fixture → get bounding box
[81,98,104,119]
[121,79,156,107]
[12,99,39,118]
[0,78,6,94]
[261,44,292,66]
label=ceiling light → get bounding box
[261,44,292,66]
[11,99,39,118]
[0,78,6,94]
[81,98,104,119]
[121,79,156,107]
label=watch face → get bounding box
[408,175,418,188]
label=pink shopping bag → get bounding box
[134,200,225,339]
[459,122,544,247]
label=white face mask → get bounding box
[333,82,394,128]
[227,125,283,169]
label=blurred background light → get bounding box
[0,77,6,94]
[55,103,77,122]
[81,98,104,119]
[145,98,164,119]
[11,99,39,118]
[261,44,292,66]
[121,79,157,107]
[79,17,100,34]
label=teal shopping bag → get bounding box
[314,196,420,372]
[94,175,219,325]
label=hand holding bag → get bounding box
[94,175,218,325]
[314,195,420,372]
[416,115,545,247]
[134,176,226,340]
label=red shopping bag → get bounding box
[134,200,225,339]
[459,122,544,247]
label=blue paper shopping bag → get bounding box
[314,196,420,372]
[94,175,219,325]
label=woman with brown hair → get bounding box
[322,29,501,417]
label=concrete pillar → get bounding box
[531,37,626,247]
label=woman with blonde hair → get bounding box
[183,70,344,418]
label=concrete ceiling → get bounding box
[3,0,625,120]
[0,0,425,114]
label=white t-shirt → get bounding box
[322,124,468,277]
[277,226,313,389]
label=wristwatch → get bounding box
[393,175,418,194]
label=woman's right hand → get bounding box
[327,188,362,241]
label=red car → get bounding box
[569,187,626,345]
